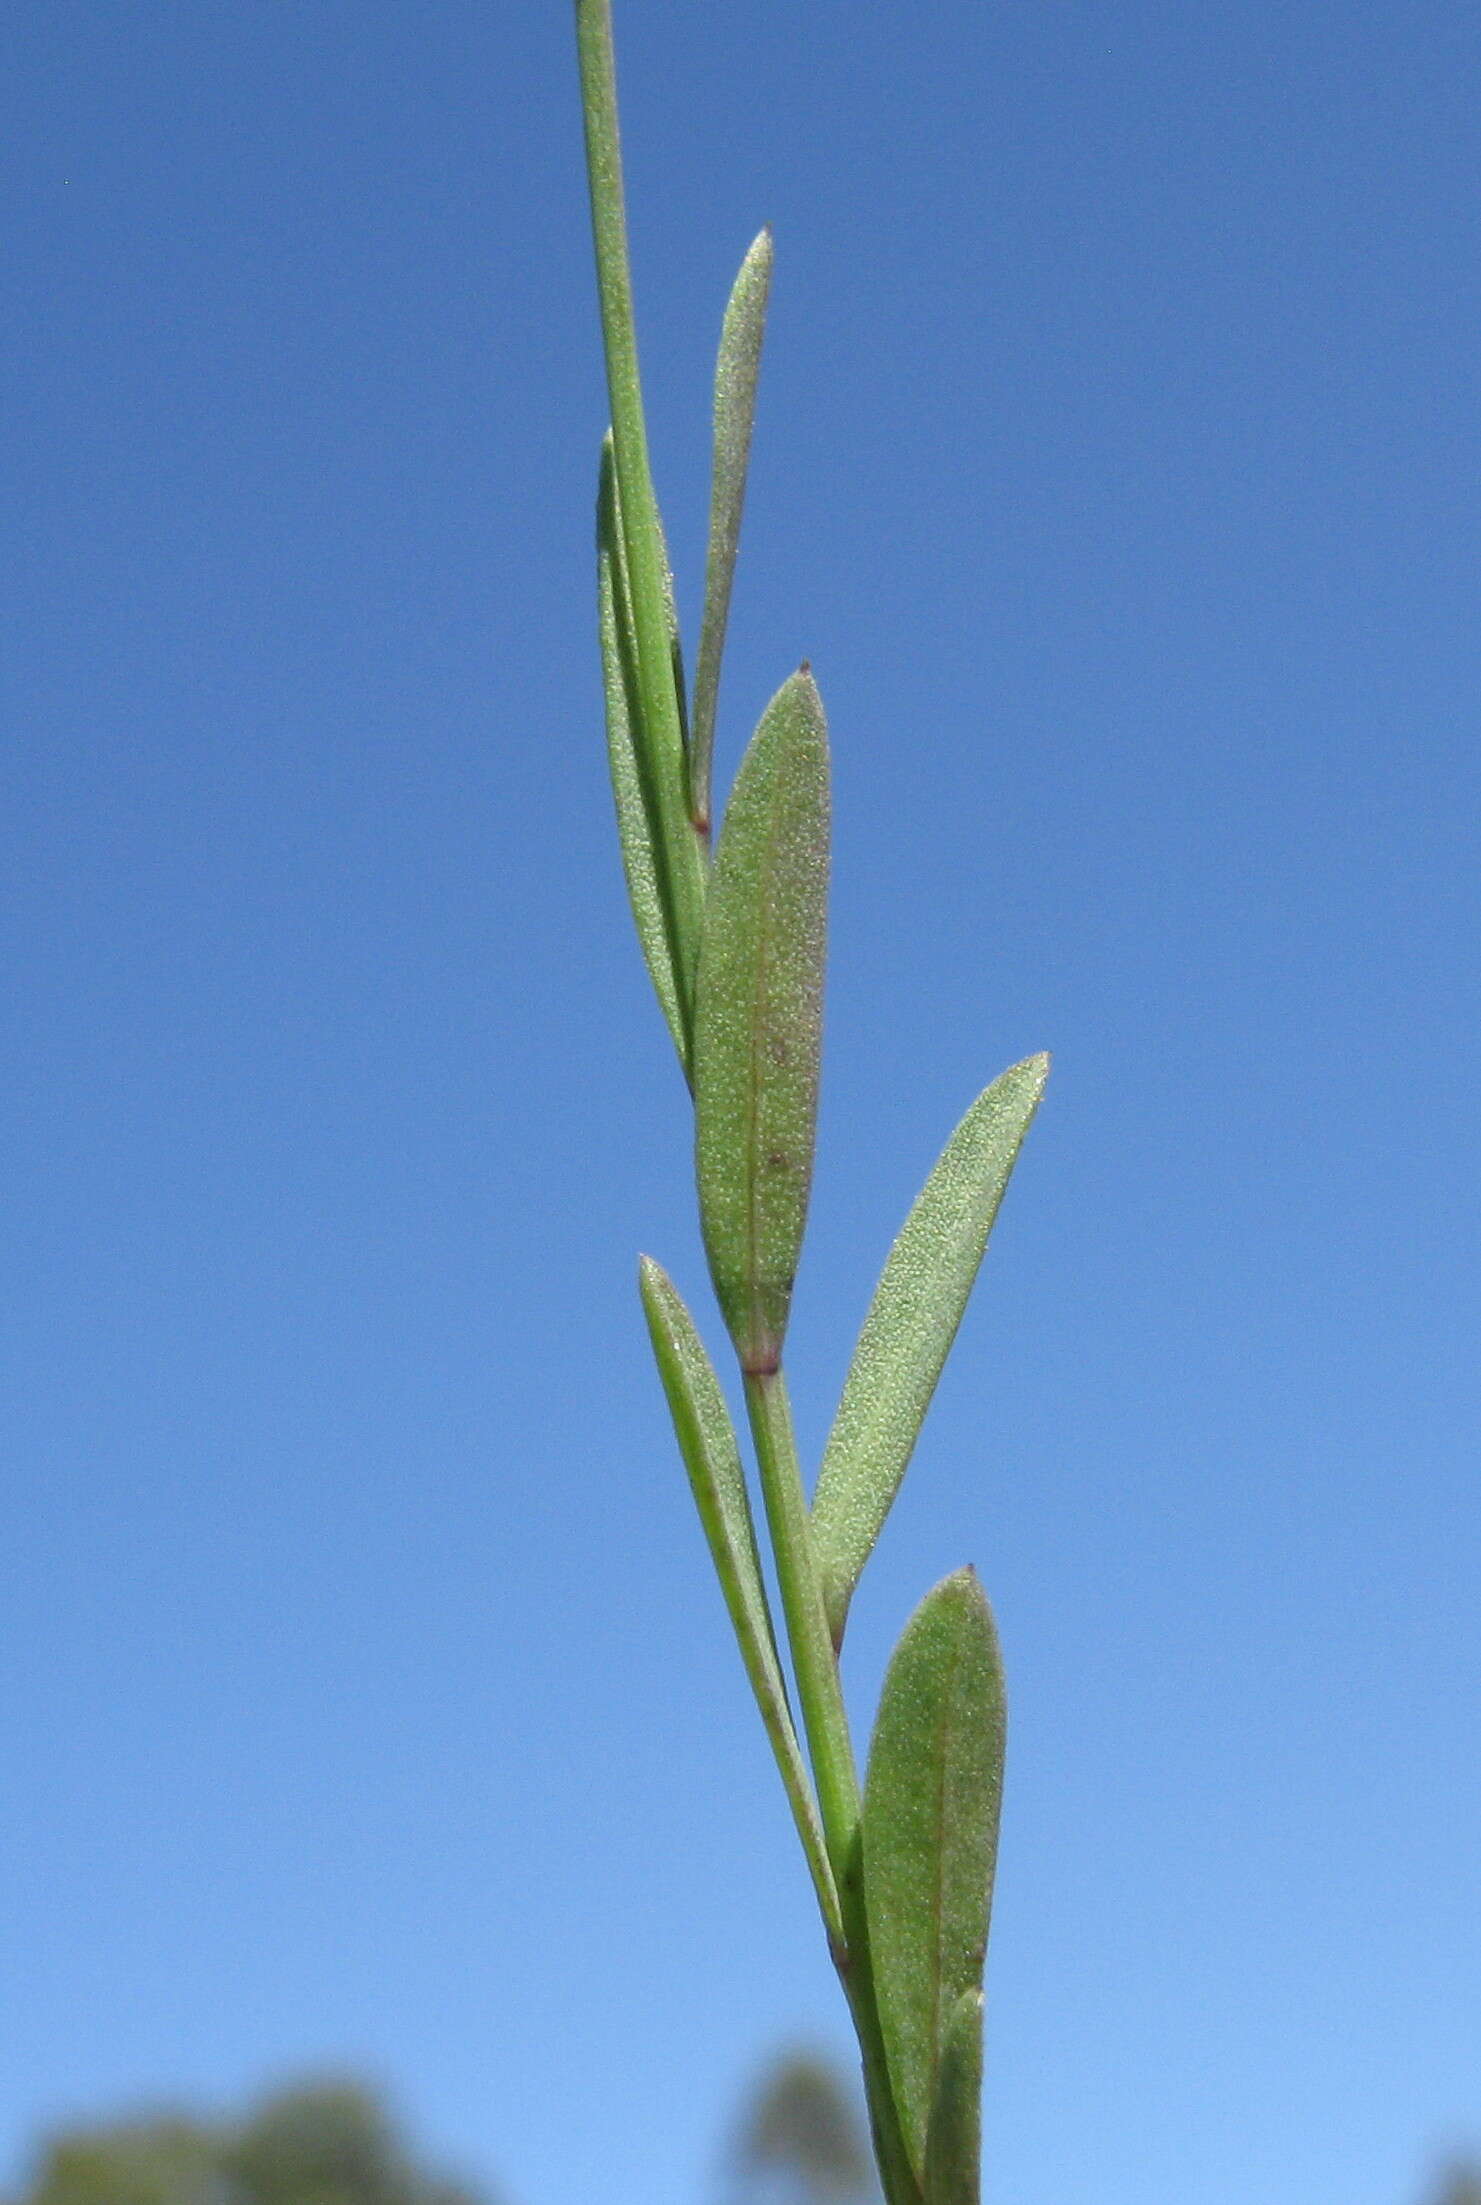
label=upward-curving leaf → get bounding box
[690,227,774,836]
[811,1054,1048,1645]
[862,1569,1005,2191]
[639,1255,840,1941]
[693,669,829,1374]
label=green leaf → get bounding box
[861,1569,1005,2190]
[597,439,690,1068]
[577,0,706,1018]
[811,1055,1048,1644]
[694,669,829,1373]
[638,1255,840,1941]
[923,1991,983,2205]
[690,227,774,836]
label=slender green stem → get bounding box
[575,0,706,1028]
[577,16,945,2204]
[743,1368,921,2205]
[744,1368,859,1858]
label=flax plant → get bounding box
[575,8,1047,2201]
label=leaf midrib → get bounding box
[924,1617,966,2145]
[741,730,794,1370]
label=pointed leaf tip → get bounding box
[690,228,776,832]
[812,1055,1047,1641]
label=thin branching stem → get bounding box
[576,15,1034,2205]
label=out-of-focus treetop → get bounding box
[727,2054,876,2205]
[7,2083,487,2205]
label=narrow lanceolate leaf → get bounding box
[862,1569,1005,2190]
[923,1991,983,2205]
[638,1256,840,1941]
[576,0,706,1013]
[597,440,689,1067]
[690,227,774,836]
[694,669,829,1374]
[811,1054,1049,1645]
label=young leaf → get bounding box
[690,227,774,836]
[811,1054,1048,1644]
[597,439,689,1068]
[638,1255,840,1941]
[923,1991,983,2205]
[694,669,829,1374]
[861,1569,1005,2189]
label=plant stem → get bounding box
[743,1369,921,2205]
[744,1369,857,1856]
[574,0,706,1028]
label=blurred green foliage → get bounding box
[9,2083,485,2205]
[7,2062,1472,2205]
[728,2054,876,2205]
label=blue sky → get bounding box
[3,5,1477,2205]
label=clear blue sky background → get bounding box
[3,5,1476,2205]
